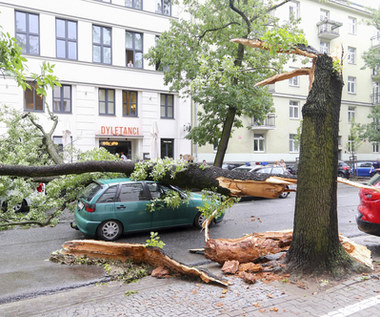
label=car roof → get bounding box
[97,178,131,185]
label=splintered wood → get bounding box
[62,240,228,286]
[217,176,295,198]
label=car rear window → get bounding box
[81,182,103,201]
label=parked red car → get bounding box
[356,174,380,236]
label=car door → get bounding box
[114,182,151,231]
[146,182,180,228]
[359,162,372,177]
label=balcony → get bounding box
[371,35,380,50]
[251,114,275,130]
[317,19,342,40]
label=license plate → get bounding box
[78,201,84,210]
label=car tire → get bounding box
[194,212,207,229]
[96,220,123,241]
[337,172,345,178]
[279,186,290,199]
[1,200,29,213]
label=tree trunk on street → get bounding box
[285,54,363,276]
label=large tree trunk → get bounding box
[285,54,361,275]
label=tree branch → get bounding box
[250,0,291,23]
[255,68,311,86]
[229,0,251,33]
[198,22,240,41]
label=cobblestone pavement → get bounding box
[1,264,380,317]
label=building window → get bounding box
[373,143,380,153]
[320,41,329,54]
[15,11,39,55]
[320,9,329,21]
[99,88,115,115]
[126,31,143,68]
[161,138,174,158]
[374,83,380,104]
[254,134,265,152]
[160,94,174,119]
[53,85,72,113]
[289,100,300,119]
[56,19,77,60]
[289,134,298,153]
[348,17,356,35]
[156,0,171,16]
[123,90,137,117]
[347,47,356,64]
[347,76,356,94]
[24,81,43,111]
[288,71,299,87]
[348,106,355,122]
[93,25,112,64]
[348,136,354,153]
[289,1,299,20]
[125,0,142,9]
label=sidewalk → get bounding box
[1,262,380,317]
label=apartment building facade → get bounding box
[0,0,192,161]
[196,0,380,165]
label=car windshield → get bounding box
[80,182,103,201]
[367,173,380,186]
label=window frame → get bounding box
[125,31,143,69]
[320,41,329,54]
[288,1,299,20]
[24,81,44,112]
[347,47,356,65]
[125,0,142,10]
[56,18,78,60]
[15,11,40,55]
[348,106,355,123]
[347,76,356,94]
[160,94,174,119]
[373,143,380,153]
[348,16,357,35]
[92,25,112,65]
[155,0,172,16]
[289,100,300,119]
[253,134,265,152]
[122,90,138,117]
[289,133,299,153]
[53,85,72,113]
[98,88,115,116]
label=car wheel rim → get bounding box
[198,214,206,227]
[102,221,119,239]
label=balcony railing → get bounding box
[371,35,380,49]
[317,19,342,40]
[251,114,275,130]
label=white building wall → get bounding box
[0,0,192,161]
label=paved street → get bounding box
[1,183,380,316]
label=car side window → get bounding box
[257,167,271,174]
[146,183,171,199]
[97,185,118,203]
[272,167,283,174]
[119,183,145,202]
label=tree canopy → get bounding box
[146,0,306,166]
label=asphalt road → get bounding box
[1,183,379,304]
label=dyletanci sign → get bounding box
[100,125,141,136]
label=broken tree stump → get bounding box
[62,240,228,287]
[204,231,373,270]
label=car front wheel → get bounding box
[96,220,123,241]
[279,186,290,199]
[194,212,207,229]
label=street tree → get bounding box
[146,0,306,167]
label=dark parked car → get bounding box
[356,173,380,237]
[72,178,223,241]
[337,161,351,179]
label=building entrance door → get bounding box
[100,140,132,159]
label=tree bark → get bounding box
[285,54,361,276]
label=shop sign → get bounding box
[100,126,140,136]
